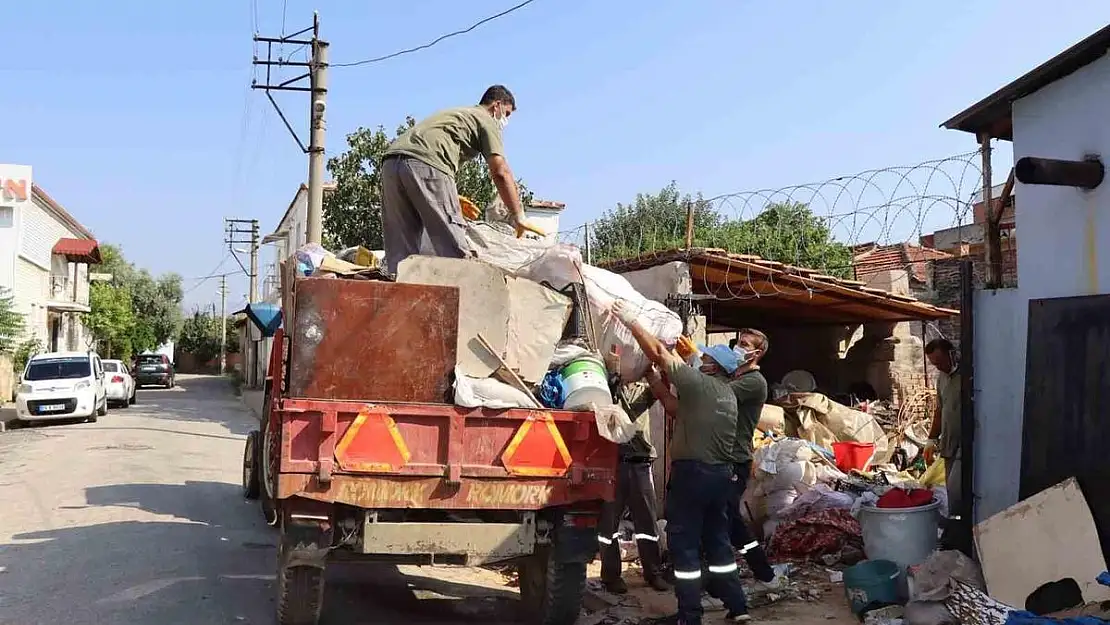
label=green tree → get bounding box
[590,188,853,277]
[177,310,234,365]
[590,182,720,263]
[715,201,854,277]
[323,117,532,250]
[85,282,135,359]
[0,287,23,355]
[85,244,183,356]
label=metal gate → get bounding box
[1021,294,1110,563]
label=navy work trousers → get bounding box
[666,460,748,624]
[726,461,775,582]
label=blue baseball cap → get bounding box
[698,344,740,374]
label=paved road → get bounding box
[0,375,520,625]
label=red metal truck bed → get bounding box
[275,399,617,510]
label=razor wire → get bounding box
[555,150,987,300]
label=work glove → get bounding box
[459,196,481,221]
[511,213,547,239]
[675,335,697,360]
[610,299,639,326]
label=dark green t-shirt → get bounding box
[385,106,505,178]
[729,370,768,464]
[665,359,738,465]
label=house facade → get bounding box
[0,164,101,354]
[941,24,1110,527]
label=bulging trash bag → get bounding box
[593,403,638,444]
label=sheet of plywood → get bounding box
[398,256,509,379]
[974,477,1110,608]
[506,276,571,384]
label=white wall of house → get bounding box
[972,51,1110,520]
[0,165,32,296]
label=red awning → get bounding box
[52,238,102,264]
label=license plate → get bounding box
[39,404,65,413]
[141,366,157,371]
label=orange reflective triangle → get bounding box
[502,414,572,477]
[335,406,411,473]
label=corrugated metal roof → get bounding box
[601,248,957,326]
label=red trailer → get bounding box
[242,277,618,625]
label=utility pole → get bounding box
[218,275,228,376]
[253,12,329,245]
[225,218,260,384]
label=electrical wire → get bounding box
[332,0,540,68]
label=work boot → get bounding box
[603,577,629,594]
[645,574,672,592]
[725,609,752,622]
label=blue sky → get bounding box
[7,1,1110,311]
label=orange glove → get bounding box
[675,335,698,360]
[459,196,481,221]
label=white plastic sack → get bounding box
[549,344,590,368]
[593,403,638,444]
[465,223,682,382]
[452,368,538,409]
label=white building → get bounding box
[941,23,1110,527]
[0,164,101,353]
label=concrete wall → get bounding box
[969,51,1110,520]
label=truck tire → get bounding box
[242,430,261,500]
[517,546,587,625]
[276,562,325,625]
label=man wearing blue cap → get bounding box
[610,299,752,624]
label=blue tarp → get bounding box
[1005,612,1109,625]
[240,303,283,338]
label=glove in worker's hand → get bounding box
[675,335,697,360]
[512,214,547,239]
[459,196,481,221]
[610,299,639,326]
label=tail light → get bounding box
[112,375,125,383]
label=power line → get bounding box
[332,0,540,68]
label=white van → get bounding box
[16,351,109,423]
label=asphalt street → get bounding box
[0,375,520,625]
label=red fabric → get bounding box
[768,508,863,560]
[876,488,933,509]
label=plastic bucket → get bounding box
[843,559,901,614]
[560,356,611,410]
[857,499,941,570]
[832,441,875,472]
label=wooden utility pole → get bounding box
[218,275,228,376]
[253,12,329,245]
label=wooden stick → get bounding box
[474,333,542,408]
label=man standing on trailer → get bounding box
[610,300,752,624]
[380,84,545,274]
[597,347,672,595]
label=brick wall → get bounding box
[929,249,1017,355]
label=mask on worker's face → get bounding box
[496,114,508,131]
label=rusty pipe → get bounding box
[1015,156,1104,190]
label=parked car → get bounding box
[102,360,136,407]
[16,351,109,424]
[134,353,175,389]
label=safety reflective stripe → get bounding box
[738,540,760,554]
[673,569,702,580]
[634,533,659,542]
[707,562,739,574]
[597,535,612,545]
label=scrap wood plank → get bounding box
[974,477,1110,608]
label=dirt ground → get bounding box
[587,561,859,625]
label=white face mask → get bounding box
[496,114,508,131]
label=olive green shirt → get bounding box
[616,382,656,460]
[384,106,505,178]
[729,370,768,464]
[665,359,738,465]
[936,367,961,460]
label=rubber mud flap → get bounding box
[552,525,597,564]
